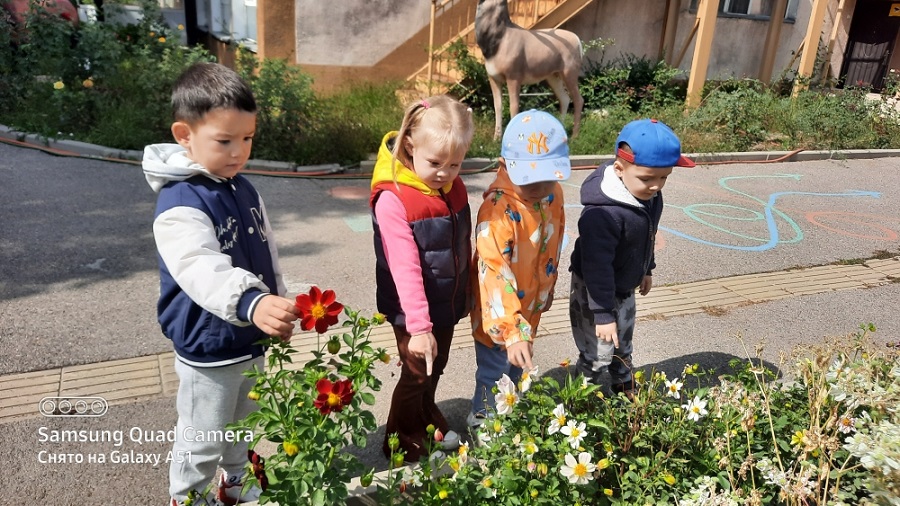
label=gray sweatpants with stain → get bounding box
[169,355,263,502]
[569,272,636,387]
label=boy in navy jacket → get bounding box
[569,119,694,398]
[143,62,298,506]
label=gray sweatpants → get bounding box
[169,356,263,502]
[569,272,636,386]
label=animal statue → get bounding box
[475,0,584,140]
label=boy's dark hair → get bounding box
[171,62,257,123]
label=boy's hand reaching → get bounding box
[409,332,438,376]
[252,295,299,341]
[639,275,653,296]
[507,340,534,370]
[596,322,618,348]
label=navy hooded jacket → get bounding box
[569,162,663,325]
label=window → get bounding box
[690,0,799,21]
[193,0,257,46]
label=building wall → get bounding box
[566,0,851,82]
[294,0,430,66]
[278,0,872,91]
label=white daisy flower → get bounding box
[560,452,596,485]
[475,221,490,238]
[548,403,567,434]
[665,378,684,399]
[488,289,506,319]
[561,419,588,449]
[519,366,539,393]
[494,375,518,415]
[682,396,708,422]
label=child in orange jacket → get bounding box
[469,110,571,423]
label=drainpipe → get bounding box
[428,0,436,94]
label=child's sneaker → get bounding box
[438,429,461,450]
[466,412,485,428]
[216,470,262,505]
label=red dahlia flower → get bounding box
[295,286,343,334]
[314,377,354,414]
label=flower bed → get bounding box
[220,287,897,505]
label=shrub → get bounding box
[392,324,899,505]
[317,81,405,166]
[580,54,684,113]
[235,48,323,164]
[0,0,210,148]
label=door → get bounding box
[840,0,900,90]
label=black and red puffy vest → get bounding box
[370,178,472,328]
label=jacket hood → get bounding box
[581,163,644,208]
[370,131,452,196]
[143,144,220,193]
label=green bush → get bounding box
[0,0,211,147]
[387,324,899,505]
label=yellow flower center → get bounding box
[691,406,700,414]
[574,463,587,477]
[669,385,677,392]
[571,427,581,438]
[311,303,326,319]
[505,393,516,406]
[327,392,342,407]
[556,415,566,425]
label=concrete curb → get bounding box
[5,123,900,174]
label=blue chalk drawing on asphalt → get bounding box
[659,174,881,251]
[562,174,881,252]
[344,214,373,232]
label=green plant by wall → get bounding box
[0,0,211,148]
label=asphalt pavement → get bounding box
[2,139,900,505]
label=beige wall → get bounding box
[295,0,431,66]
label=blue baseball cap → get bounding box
[501,110,572,186]
[615,118,695,168]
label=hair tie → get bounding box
[421,100,430,109]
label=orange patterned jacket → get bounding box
[470,163,566,348]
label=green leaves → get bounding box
[231,305,388,505]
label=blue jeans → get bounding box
[471,340,522,416]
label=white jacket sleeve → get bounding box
[153,206,270,325]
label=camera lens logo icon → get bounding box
[39,396,108,417]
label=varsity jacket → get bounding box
[143,144,286,366]
[370,132,472,330]
[570,162,663,325]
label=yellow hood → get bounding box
[370,131,453,196]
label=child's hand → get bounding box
[252,295,299,341]
[596,322,618,348]
[409,332,438,376]
[639,275,653,296]
[506,340,534,370]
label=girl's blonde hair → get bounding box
[391,95,475,179]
